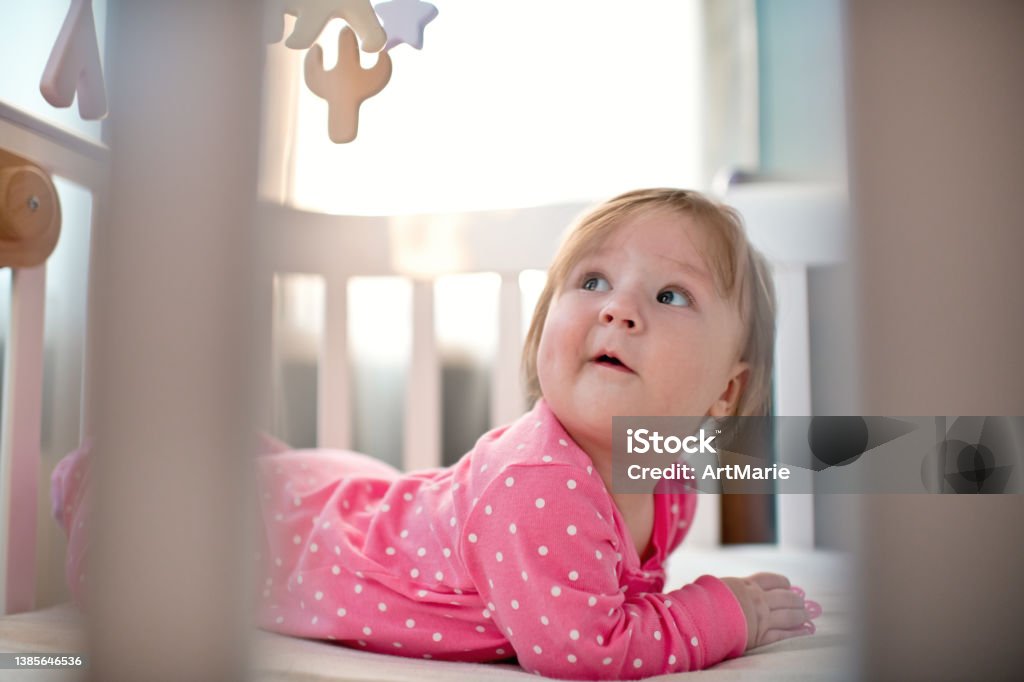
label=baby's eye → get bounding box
[582,275,610,292]
[657,289,693,307]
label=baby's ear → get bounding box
[709,362,750,417]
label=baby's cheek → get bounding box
[536,321,566,375]
[535,340,560,397]
[655,369,711,416]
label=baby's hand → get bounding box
[720,573,820,650]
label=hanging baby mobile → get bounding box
[267,0,439,143]
[36,0,437,143]
[39,0,108,120]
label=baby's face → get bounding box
[536,209,748,451]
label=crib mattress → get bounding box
[0,548,854,681]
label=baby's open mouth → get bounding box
[593,353,634,373]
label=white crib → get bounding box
[0,101,845,616]
[0,115,852,682]
[0,22,847,653]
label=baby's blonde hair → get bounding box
[522,188,776,417]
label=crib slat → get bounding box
[771,265,815,550]
[79,196,104,439]
[318,275,350,449]
[0,265,47,615]
[268,275,286,439]
[404,280,440,470]
[490,273,523,428]
[253,272,275,439]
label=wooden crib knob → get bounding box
[0,162,62,268]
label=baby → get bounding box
[53,188,819,679]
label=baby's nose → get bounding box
[600,295,642,330]
[601,310,636,328]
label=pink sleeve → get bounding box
[50,442,92,609]
[460,463,746,680]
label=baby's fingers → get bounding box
[766,590,823,620]
[760,622,815,647]
[765,588,805,611]
[766,606,813,631]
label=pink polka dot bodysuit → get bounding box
[53,400,747,680]
[253,399,747,679]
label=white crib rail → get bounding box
[404,280,440,471]
[491,273,525,428]
[319,274,351,449]
[0,266,47,615]
[0,101,108,616]
[771,265,815,549]
[254,201,581,467]
[727,182,849,551]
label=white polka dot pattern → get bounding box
[458,453,745,676]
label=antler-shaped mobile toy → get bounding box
[39,0,107,119]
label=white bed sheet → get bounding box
[253,546,858,682]
[0,547,856,681]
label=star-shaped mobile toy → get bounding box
[375,0,439,51]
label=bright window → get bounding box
[0,1,108,142]
[289,0,703,215]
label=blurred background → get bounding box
[0,1,1021,680]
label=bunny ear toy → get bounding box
[39,0,108,120]
[267,0,438,144]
